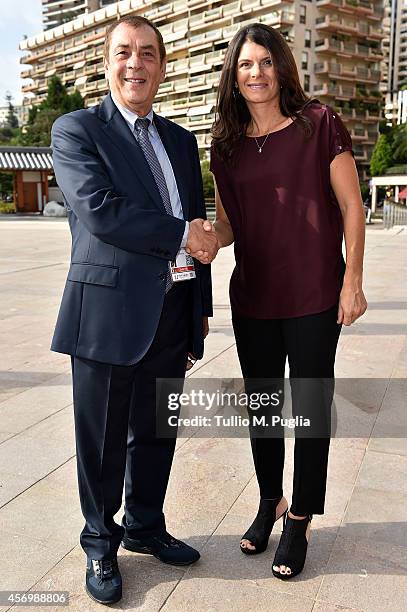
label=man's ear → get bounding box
[103,58,109,80]
[160,59,167,83]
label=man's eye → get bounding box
[143,52,153,57]
[116,51,127,56]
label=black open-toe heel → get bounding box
[240,496,288,555]
[272,513,312,579]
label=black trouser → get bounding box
[232,304,342,515]
[71,282,190,560]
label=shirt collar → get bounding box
[111,93,154,131]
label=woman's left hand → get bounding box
[337,283,368,326]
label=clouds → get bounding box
[0,0,42,105]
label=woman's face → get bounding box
[235,39,279,105]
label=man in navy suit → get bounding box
[51,15,217,604]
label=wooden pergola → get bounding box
[0,146,53,213]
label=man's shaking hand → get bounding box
[186,219,219,264]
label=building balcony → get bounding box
[187,113,214,129]
[20,68,33,79]
[316,14,358,34]
[316,0,378,17]
[195,133,212,148]
[315,14,383,39]
[314,37,342,53]
[160,19,188,44]
[339,108,380,122]
[354,148,368,161]
[143,2,173,21]
[313,81,356,99]
[263,9,295,27]
[222,0,239,17]
[189,6,223,30]
[314,62,381,83]
[355,88,381,101]
[351,126,368,140]
[83,62,102,77]
[366,128,378,142]
[366,109,380,121]
[366,24,384,39]
[315,38,383,62]
[21,83,37,93]
[367,46,384,61]
[167,49,225,77]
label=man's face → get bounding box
[104,23,166,116]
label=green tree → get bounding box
[5,92,19,129]
[200,159,214,199]
[392,124,407,164]
[21,76,84,146]
[46,75,69,111]
[370,133,393,176]
[0,126,14,144]
[21,108,61,147]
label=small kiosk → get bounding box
[0,146,53,213]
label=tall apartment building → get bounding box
[42,0,116,30]
[21,0,384,174]
[382,0,407,124]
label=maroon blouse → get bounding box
[210,102,353,319]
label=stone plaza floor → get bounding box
[0,218,406,611]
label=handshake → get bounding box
[185,218,219,264]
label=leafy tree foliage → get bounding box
[5,92,19,129]
[392,124,407,164]
[21,76,84,146]
[200,159,214,199]
[370,134,393,176]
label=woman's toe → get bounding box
[280,565,287,574]
[241,539,255,551]
[273,565,280,573]
[285,567,292,575]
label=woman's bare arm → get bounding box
[330,151,368,325]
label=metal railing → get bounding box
[383,201,407,229]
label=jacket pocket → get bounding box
[67,262,119,287]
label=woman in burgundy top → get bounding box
[209,23,367,579]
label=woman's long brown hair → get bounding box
[211,23,314,164]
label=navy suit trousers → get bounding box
[71,281,191,559]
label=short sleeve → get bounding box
[326,106,354,163]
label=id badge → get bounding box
[170,248,196,282]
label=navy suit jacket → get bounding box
[50,93,212,365]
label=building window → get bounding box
[300,5,306,24]
[301,52,308,70]
[304,74,310,92]
[305,29,311,48]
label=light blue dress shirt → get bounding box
[111,95,189,249]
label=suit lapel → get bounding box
[153,113,190,220]
[99,94,165,213]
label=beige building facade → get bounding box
[42,0,117,31]
[382,0,407,124]
[20,0,384,172]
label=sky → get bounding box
[0,0,42,107]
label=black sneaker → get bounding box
[121,531,200,566]
[85,557,122,604]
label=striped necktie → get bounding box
[134,117,173,293]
